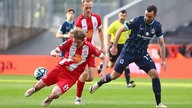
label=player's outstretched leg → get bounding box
[75,79,85,105]
[89,73,112,94]
[42,86,62,107]
[89,82,99,94]
[152,78,168,108]
[75,72,88,105]
[25,80,46,97]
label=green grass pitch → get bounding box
[0,75,192,108]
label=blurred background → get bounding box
[0,0,192,58]
[0,1,191,107]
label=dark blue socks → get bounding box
[152,78,161,105]
[97,73,112,86]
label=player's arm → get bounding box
[90,43,107,78]
[98,27,106,54]
[158,37,166,71]
[56,23,70,38]
[50,39,70,57]
[98,53,108,78]
[96,14,106,54]
[110,25,127,55]
[56,31,70,38]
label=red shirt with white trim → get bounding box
[58,38,103,72]
[75,13,102,45]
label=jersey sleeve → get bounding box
[96,14,102,28]
[155,22,163,38]
[58,38,72,51]
[74,17,82,28]
[57,22,66,34]
[88,42,103,58]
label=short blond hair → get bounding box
[69,28,86,40]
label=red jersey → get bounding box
[57,38,103,72]
[75,13,102,45]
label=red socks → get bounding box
[76,79,85,97]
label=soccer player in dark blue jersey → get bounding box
[56,8,75,57]
[89,5,167,108]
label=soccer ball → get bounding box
[34,67,48,80]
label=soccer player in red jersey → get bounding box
[74,0,105,105]
[24,28,107,107]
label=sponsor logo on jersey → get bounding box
[120,59,124,64]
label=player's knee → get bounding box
[80,71,88,78]
[148,69,159,79]
[85,73,94,81]
[108,62,115,68]
[110,71,121,80]
[86,76,94,82]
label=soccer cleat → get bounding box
[74,97,84,105]
[156,103,168,108]
[89,83,99,94]
[41,97,53,107]
[127,81,136,88]
[24,87,36,97]
[97,62,103,74]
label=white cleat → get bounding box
[24,87,36,97]
[89,83,99,94]
[156,103,168,108]
[74,97,84,105]
[127,81,136,88]
[41,97,53,107]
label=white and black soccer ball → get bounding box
[34,67,48,80]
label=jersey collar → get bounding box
[144,18,154,25]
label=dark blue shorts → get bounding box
[114,49,156,74]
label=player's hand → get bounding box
[101,48,106,55]
[110,45,118,55]
[63,34,70,38]
[50,50,61,57]
[161,61,166,72]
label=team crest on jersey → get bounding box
[151,28,155,34]
[119,59,124,64]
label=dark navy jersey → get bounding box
[58,21,74,42]
[124,16,163,54]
